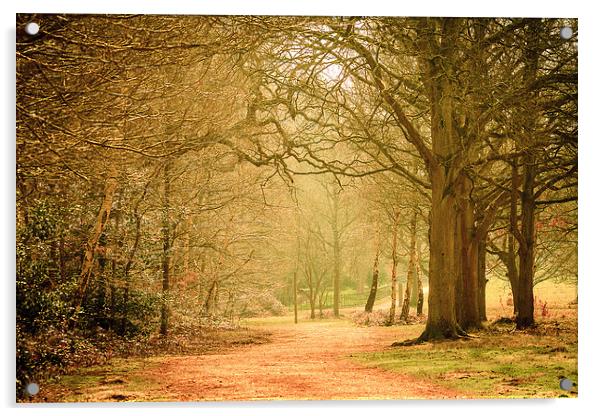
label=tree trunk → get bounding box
[203,280,217,315]
[183,216,191,276]
[319,287,326,318]
[456,175,482,330]
[421,166,462,340]
[160,162,172,336]
[121,189,145,335]
[400,211,417,322]
[309,291,316,319]
[109,259,117,330]
[515,20,540,330]
[332,233,341,318]
[416,277,424,316]
[508,162,520,315]
[365,231,380,313]
[388,210,401,324]
[398,280,404,308]
[329,190,341,318]
[74,166,118,311]
[293,271,298,324]
[516,156,536,329]
[96,240,107,319]
[108,195,122,331]
[417,19,464,340]
[477,236,487,321]
[213,281,220,312]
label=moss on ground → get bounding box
[354,330,577,398]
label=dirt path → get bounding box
[45,320,465,401]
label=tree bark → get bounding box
[328,185,342,318]
[398,279,405,308]
[388,210,401,324]
[365,229,380,313]
[109,195,122,331]
[400,211,417,322]
[121,183,147,335]
[416,19,466,340]
[309,289,316,319]
[203,280,218,315]
[422,165,462,339]
[508,162,520,314]
[416,275,424,316]
[160,162,172,336]
[515,20,541,329]
[332,229,341,318]
[74,166,118,311]
[516,156,536,329]
[293,271,298,324]
[456,174,482,330]
[477,236,487,321]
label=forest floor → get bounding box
[31,319,459,402]
[30,305,577,402]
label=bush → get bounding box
[350,310,427,326]
[239,292,287,317]
[350,310,390,326]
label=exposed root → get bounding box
[493,316,516,325]
[391,337,426,347]
[391,323,479,347]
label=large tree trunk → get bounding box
[507,162,520,315]
[477,237,487,321]
[422,165,462,339]
[456,175,482,330]
[516,157,536,329]
[388,210,401,324]
[416,19,465,341]
[515,20,540,330]
[74,167,118,311]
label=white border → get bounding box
[3,1,600,415]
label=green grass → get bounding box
[40,357,167,402]
[242,314,356,328]
[354,333,578,398]
[284,286,391,311]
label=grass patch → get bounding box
[243,314,356,328]
[354,327,577,398]
[36,357,165,402]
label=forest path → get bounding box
[64,319,464,401]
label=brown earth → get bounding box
[38,320,465,402]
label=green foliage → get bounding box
[16,201,74,333]
[15,199,161,398]
[80,287,160,336]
